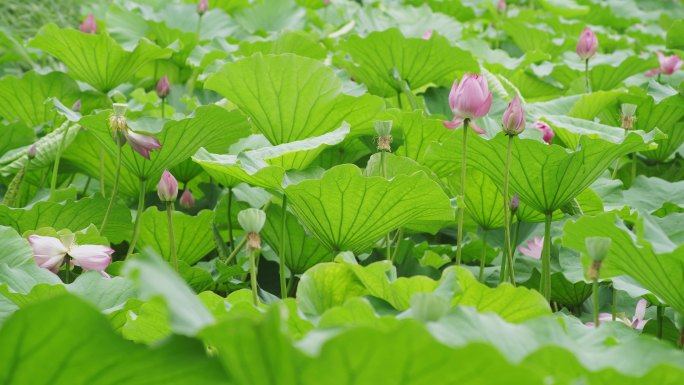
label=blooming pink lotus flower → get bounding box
[497,0,506,13]
[422,30,433,40]
[124,130,161,160]
[586,299,649,330]
[156,75,170,99]
[179,188,195,209]
[197,0,209,15]
[532,121,555,144]
[502,96,525,135]
[518,236,543,260]
[449,74,492,120]
[576,28,598,60]
[645,51,683,77]
[158,169,179,202]
[28,235,113,278]
[79,14,97,34]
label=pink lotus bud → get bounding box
[27,144,37,159]
[69,245,114,272]
[124,130,161,159]
[502,95,525,135]
[422,30,433,40]
[532,121,555,144]
[448,74,492,120]
[518,236,543,260]
[576,28,598,60]
[197,0,209,15]
[157,169,179,202]
[28,235,67,273]
[179,188,195,209]
[156,75,170,99]
[79,14,97,34]
[497,0,506,13]
[72,99,81,112]
[510,193,519,213]
[656,51,683,75]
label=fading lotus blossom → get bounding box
[28,234,113,278]
[449,74,492,120]
[518,236,543,260]
[179,188,195,209]
[443,116,486,134]
[124,130,161,160]
[586,299,649,331]
[532,121,555,144]
[422,30,433,40]
[645,51,683,77]
[497,0,506,13]
[109,103,161,159]
[79,14,97,34]
[502,96,525,135]
[156,75,170,99]
[576,28,598,60]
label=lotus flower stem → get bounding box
[479,229,488,282]
[540,212,553,301]
[380,150,392,261]
[225,236,246,264]
[592,279,599,328]
[657,305,664,339]
[455,119,470,265]
[49,122,71,200]
[99,145,106,197]
[161,98,166,119]
[612,285,617,321]
[279,196,288,298]
[100,136,123,233]
[585,59,590,93]
[391,228,404,262]
[502,135,516,285]
[657,73,662,83]
[227,187,234,251]
[127,178,147,255]
[64,255,71,284]
[167,201,179,271]
[249,248,260,306]
[397,94,403,110]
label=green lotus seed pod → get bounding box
[585,236,611,262]
[237,208,266,233]
[374,120,393,137]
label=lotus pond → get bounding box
[1,0,684,384]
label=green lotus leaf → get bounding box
[387,109,453,163]
[29,24,172,92]
[284,164,454,252]
[336,28,478,97]
[205,53,384,145]
[0,121,34,158]
[550,55,656,92]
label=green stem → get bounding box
[153,60,158,85]
[99,145,106,197]
[82,176,92,196]
[391,228,404,262]
[161,98,166,119]
[126,178,147,256]
[612,284,617,321]
[226,236,246,264]
[455,119,469,265]
[631,153,638,184]
[50,122,71,200]
[479,230,488,282]
[167,201,178,271]
[100,137,123,232]
[397,93,403,110]
[585,59,590,93]
[502,135,516,286]
[380,150,392,261]
[540,212,553,301]
[196,15,203,38]
[64,255,71,284]
[249,248,259,306]
[592,279,599,328]
[657,73,662,83]
[279,196,288,299]
[227,187,234,251]
[657,305,664,339]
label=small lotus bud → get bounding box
[497,0,506,13]
[197,0,209,15]
[156,75,170,99]
[72,99,82,112]
[27,144,37,159]
[179,189,195,209]
[510,193,519,214]
[374,120,393,152]
[157,169,179,202]
[576,28,599,61]
[585,236,611,262]
[237,208,266,234]
[79,14,97,34]
[502,96,525,135]
[422,30,433,40]
[620,103,637,130]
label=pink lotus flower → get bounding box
[443,117,486,134]
[158,169,179,202]
[197,0,209,15]
[645,51,683,77]
[518,236,543,260]
[586,299,649,331]
[28,235,113,278]
[124,130,161,160]
[422,30,433,40]
[180,189,195,208]
[449,74,492,120]
[497,0,506,13]
[502,96,525,135]
[156,75,170,99]
[576,28,598,60]
[79,14,97,34]
[532,121,554,144]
